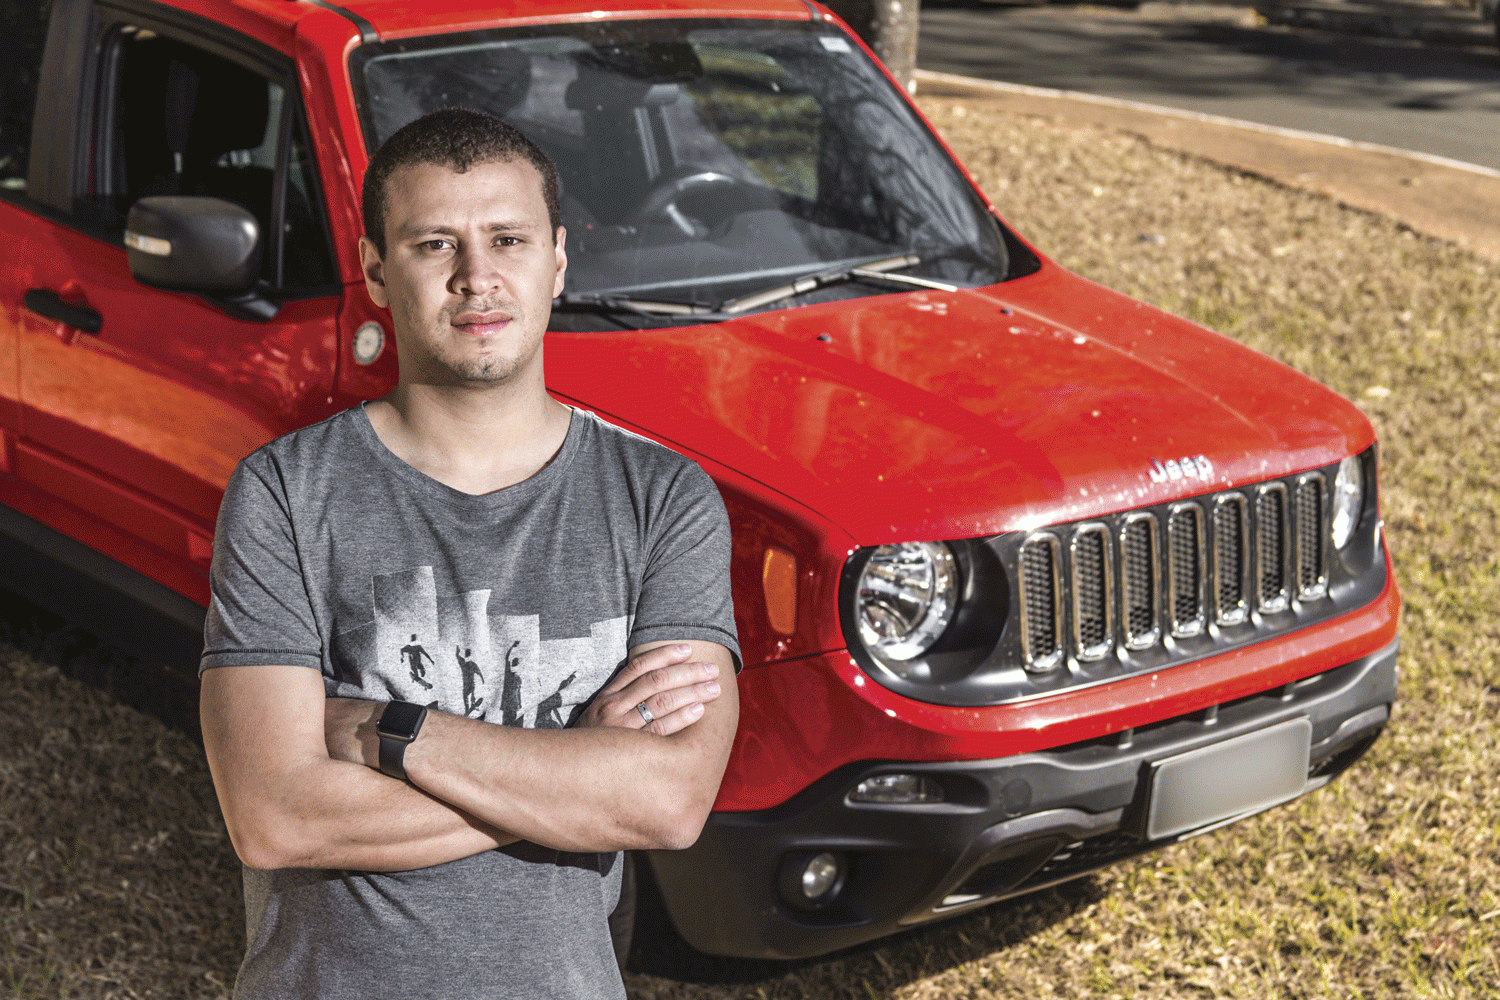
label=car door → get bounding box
[15,5,341,605]
[0,1,56,468]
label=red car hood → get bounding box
[547,264,1375,545]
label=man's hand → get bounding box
[324,642,724,765]
[576,642,723,735]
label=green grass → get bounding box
[1,99,1497,998]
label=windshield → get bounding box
[352,19,1008,330]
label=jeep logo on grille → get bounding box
[1149,455,1214,483]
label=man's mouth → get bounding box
[451,310,512,336]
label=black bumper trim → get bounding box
[648,636,1398,959]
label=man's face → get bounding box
[360,158,566,386]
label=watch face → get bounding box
[378,701,427,740]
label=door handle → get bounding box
[24,289,103,336]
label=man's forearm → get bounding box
[330,641,739,854]
[200,665,519,873]
[242,755,518,872]
[407,709,734,852]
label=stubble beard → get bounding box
[426,300,536,386]
[443,353,520,384]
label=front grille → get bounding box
[1257,485,1289,611]
[1168,504,1205,636]
[1018,469,1335,668]
[1071,525,1111,660]
[1212,495,1248,625]
[1120,515,1159,648]
[1295,475,1327,599]
[1024,833,1151,886]
[1019,535,1063,671]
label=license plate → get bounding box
[1146,717,1312,840]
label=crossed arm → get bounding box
[200,640,737,873]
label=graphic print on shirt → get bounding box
[329,565,629,729]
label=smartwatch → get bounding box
[376,701,428,782]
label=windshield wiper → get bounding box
[552,293,730,326]
[717,254,959,314]
[552,254,962,327]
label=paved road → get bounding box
[918,0,1500,170]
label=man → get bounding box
[199,108,740,1000]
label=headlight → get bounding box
[1331,455,1364,549]
[855,542,958,660]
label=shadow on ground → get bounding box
[0,588,202,741]
[627,856,1109,987]
[0,587,1110,993]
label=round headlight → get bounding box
[856,542,958,661]
[1331,455,1364,549]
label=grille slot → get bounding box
[1071,525,1112,661]
[1295,475,1328,599]
[1168,504,1205,637]
[1120,514,1160,649]
[1212,494,1249,625]
[1019,534,1064,672]
[998,467,1353,681]
[1256,484,1290,612]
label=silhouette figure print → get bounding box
[399,634,434,689]
[456,646,485,717]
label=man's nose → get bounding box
[452,245,503,296]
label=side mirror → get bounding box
[124,196,261,291]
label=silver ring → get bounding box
[636,702,655,725]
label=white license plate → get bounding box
[1146,717,1312,840]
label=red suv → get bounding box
[0,0,1397,961]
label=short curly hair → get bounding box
[361,107,561,258]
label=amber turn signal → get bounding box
[761,546,798,635]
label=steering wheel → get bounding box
[627,170,765,238]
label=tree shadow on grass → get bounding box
[627,856,1109,989]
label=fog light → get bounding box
[848,773,945,804]
[777,850,847,910]
[801,853,841,899]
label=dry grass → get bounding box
[0,613,239,1000]
[3,99,1498,998]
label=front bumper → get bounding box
[650,637,1397,959]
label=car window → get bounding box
[354,20,1007,327]
[683,47,820,202]
[76,26,335,291]
[0,0,54,194]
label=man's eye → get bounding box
[496,236,522,247]
[421,240,453,251]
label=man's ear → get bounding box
[552,225,568,299]
[359,236,390,309]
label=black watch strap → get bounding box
[376,701,427,782]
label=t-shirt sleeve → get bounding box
[628,460,742,671]
[200,456,324,673]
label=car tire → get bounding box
[609,851,637,970]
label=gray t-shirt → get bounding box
[202,405,739,1000]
